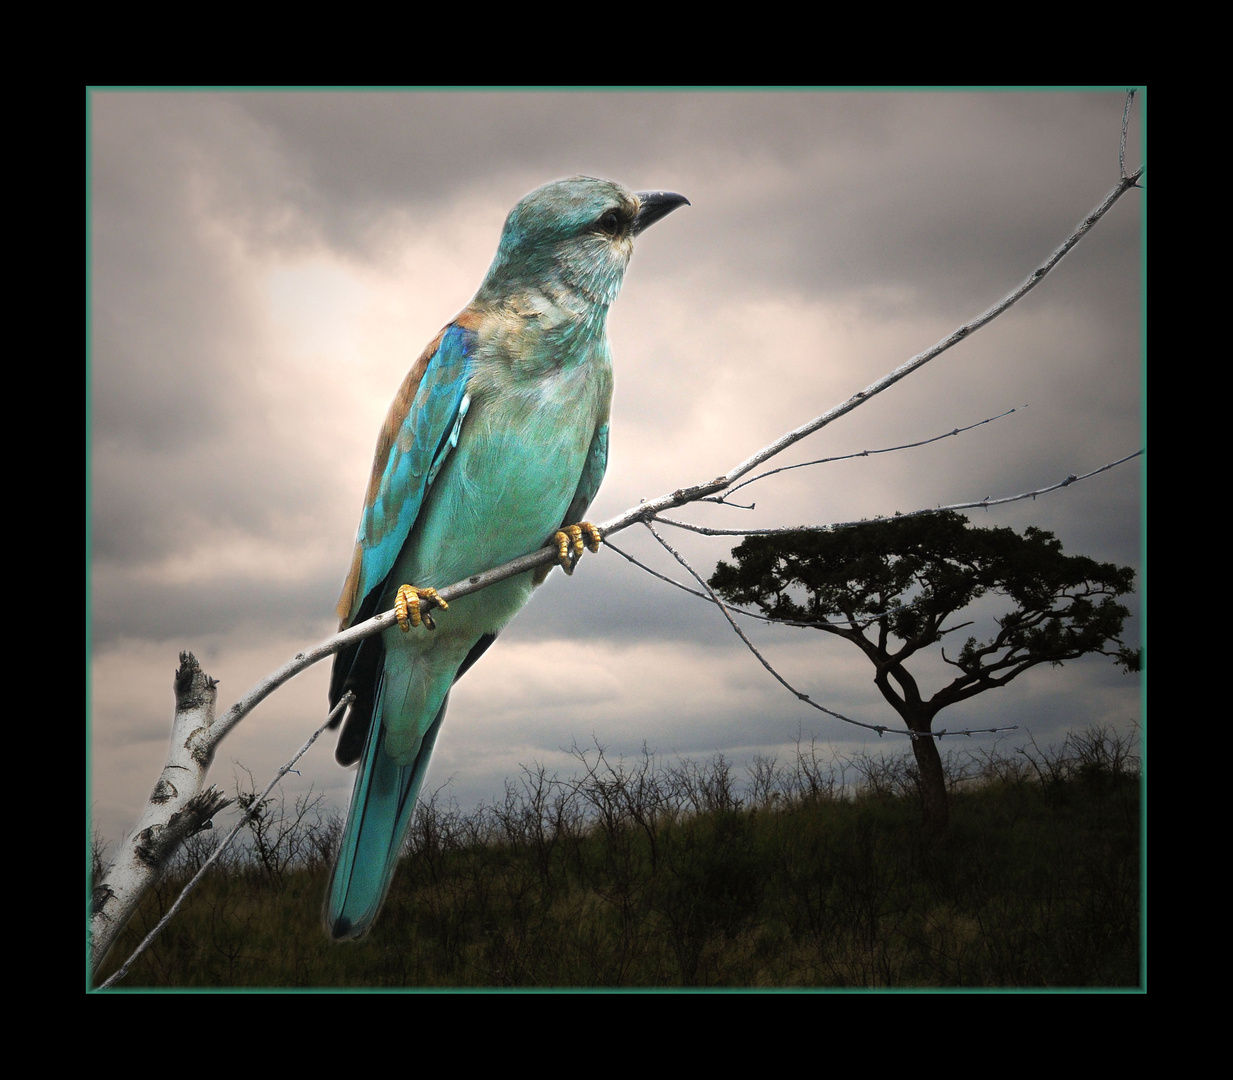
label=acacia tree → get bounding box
[708,511,1139,836]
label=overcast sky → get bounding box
[89,89,1144,853]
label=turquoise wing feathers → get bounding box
[338,323,475,629]
[325,321,476,939]
[565,422,609,528]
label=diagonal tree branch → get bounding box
[198,158,1144,735]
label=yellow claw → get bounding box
[394,585,448,632]
[551,522,602,576]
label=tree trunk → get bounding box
[908,723,949,840]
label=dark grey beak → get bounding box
[632,190,690,235]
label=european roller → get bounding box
[326,176,688,939]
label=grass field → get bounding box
[93,726,1142,989]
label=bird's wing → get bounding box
[336,320,477,630]
[563,421,609,528]
[531,421,609,589]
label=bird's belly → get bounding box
[389,387,598,632]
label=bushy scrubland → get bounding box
[94,726,1141,989]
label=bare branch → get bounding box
[1120,89,1139,181]
[712,407,1023,504]
[655,450,1144,538]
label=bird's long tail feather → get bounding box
[325,679,447,941]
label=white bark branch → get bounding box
[95,692,349,988]
[91,654,230,975]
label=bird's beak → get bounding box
[632,190,690,235]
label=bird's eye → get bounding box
[597,210,622,236]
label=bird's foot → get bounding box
[394,585,448,632]
[552,523,602,576]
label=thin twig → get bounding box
[642,521,1017,741]
[97,694,351,990]
[655,450,1143,537]
[711,407,1023,504]
[605,539,922,631]
[1120,89,1137,180]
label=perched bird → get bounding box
[326,176,688,939]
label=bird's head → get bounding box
[477,176,689,311]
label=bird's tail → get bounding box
[325,681,447,941]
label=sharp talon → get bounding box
[550,522,602,576]
[394,585,418,632]
[394,585,447,632]
[552,529,578,575]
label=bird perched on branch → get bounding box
[325,177,688,939]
